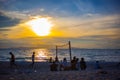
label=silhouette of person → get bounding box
[9,52,17,68]
[55,56,59,62]
[50,61,58,71]
[71,56,77,70]
[31,52,35,67]
[49,57,53,63]
[76,58,80,70]
[61,58,68,70]
[80,57,87,70]
[95,61,101,69]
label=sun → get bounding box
[26,17,53,36]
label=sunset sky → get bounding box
[0,0,120,49]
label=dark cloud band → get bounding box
[0,13,20,28]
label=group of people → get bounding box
[9,52,35,68]
[9,52,102,71]
[49,56,87,71]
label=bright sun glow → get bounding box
[27,17,53,36]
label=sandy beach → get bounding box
[0,61,120,80]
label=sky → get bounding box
[0,0,120,49]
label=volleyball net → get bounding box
[55,41,72,62]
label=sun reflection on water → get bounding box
[34,49,50,62]
[24,48,53,62]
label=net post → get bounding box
[68,41,72,62]
[55,45,58,62]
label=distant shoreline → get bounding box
[0,48,120,50]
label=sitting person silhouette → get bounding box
[95,61,102,69]
[80,57,87,70]
[71,56,77,70]
[50,61,58,71]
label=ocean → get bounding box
[0,48,120,62]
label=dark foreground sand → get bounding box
[0,61,120,80]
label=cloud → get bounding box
[73,0,95,14]
[59,36,120,49]
[0,0,120,49]
[0,28,11,31]
[0,10,30,33]
[0,10,29,20]
[0,10,31,28]
[51,14,120,39]
[79,34,120,41]
[0,38,55,49]
[73,0,120,15]
[0,33,120,49]
[0,12,20,28]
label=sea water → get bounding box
[0,48,120,62]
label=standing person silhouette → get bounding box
[9,52,17,68]
[32,52,35,67]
